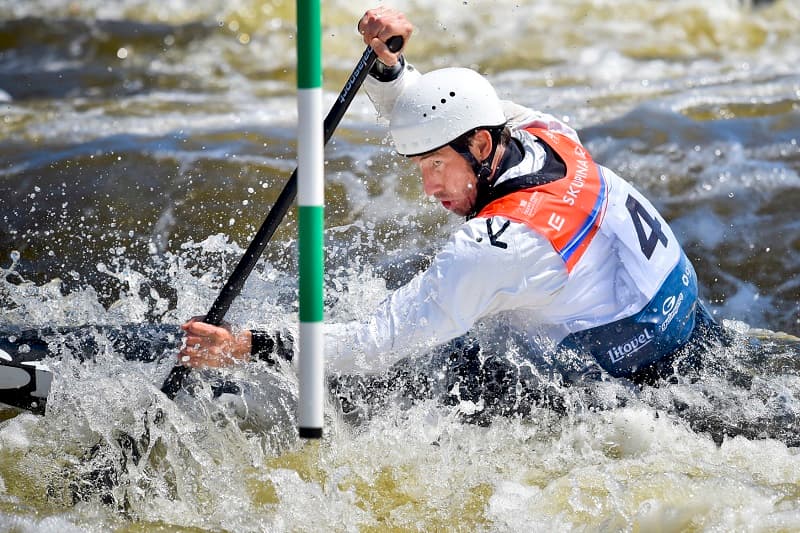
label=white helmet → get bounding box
[389,67,506,157]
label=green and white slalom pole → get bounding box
[296,0,324,439]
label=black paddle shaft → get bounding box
[161,37,404,399]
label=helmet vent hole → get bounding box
[450,91,456,97]
[431,105,436,110]
[440,98,446,104]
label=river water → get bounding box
[1,0,800,530]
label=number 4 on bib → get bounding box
[625,194,668,259]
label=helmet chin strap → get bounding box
[476,157,494,181]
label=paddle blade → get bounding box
[160,364,191,399]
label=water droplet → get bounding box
[116,47,128,59]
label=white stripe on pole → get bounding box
[298,321,324,430]
[297,89,324,205]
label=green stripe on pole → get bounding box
[298,205,324,322]
[296,0,321,89]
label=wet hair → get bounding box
[448,125,510,154]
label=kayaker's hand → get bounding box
[358,6,412,66]
[178,317,252,368]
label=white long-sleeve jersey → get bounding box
[322,62,699,378]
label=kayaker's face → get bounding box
[413,145,478,217]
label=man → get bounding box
[178,7,718,414]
